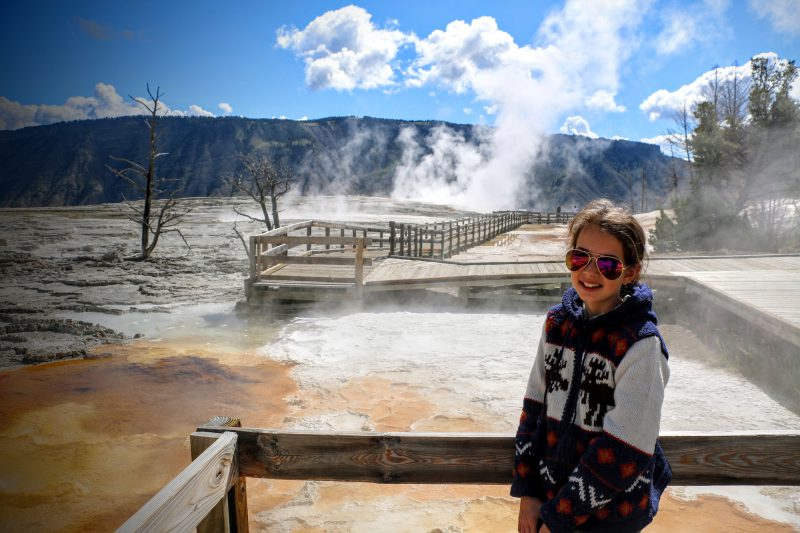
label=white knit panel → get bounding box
[602,336,670,453]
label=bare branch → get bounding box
[232,221,251,256]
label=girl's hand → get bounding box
[517,496,543,533]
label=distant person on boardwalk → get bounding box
[511,199,671,533]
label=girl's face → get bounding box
[571,224,640,317]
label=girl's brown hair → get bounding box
[567,199,647,279]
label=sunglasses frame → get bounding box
[564,248,630,281]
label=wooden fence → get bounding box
[248,220,388,294]
[118,417,800,532]
[246,212,572,295]
[388,211,572,260]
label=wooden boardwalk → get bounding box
[253,253,800,339]
[247,218,800,343]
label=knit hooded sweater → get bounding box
[511,283,672,533]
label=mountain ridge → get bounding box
[0,115,683,209]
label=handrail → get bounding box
[195,427,800,486]
[247,220,378,291]
[388,211,573,260]
[117,431,238,533]
[121,424,800,532]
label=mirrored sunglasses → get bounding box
[564,249,627,280]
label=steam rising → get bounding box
[275,1,649,211]
[391,1,647,211]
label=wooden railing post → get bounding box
[389,221,396,255]
[306,226,312,252]
[398,223,405,256]
[192,417,248,533]
[471,217,476,246]
[249,236,257,281]
[447,222,452,258]
[354,238,365,298]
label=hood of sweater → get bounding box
[560,282,667,359]
[561,282,656,326]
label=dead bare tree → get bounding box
[229,152,295,235]
[106,84,190,260]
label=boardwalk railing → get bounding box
[389,211,572,260]
[248,220,389,294]
[246,212,572,297]
[119,418,800,532]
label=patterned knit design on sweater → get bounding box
[511,283,672,533]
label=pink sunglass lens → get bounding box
[596,258,623,279]
[566,251,590,270]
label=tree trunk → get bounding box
[141,116,157,259]
[271,186,281,228]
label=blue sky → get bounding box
[1,0,798,148]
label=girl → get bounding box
[512,199,671,533]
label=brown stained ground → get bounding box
[0,344,296,533]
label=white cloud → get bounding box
[0,82,145,129]
[276,5,415,91]
[585,90,626,112]
[218,102,233,114]
[639,52,796,121]
[560,115,598,138]
[404,16,525,94]
[653,12,698,55]
[187,104,215,117]
[639,134,678,156]
[652,1,731,56]
[748,0,800,35]
[299,115,308,121]
[463,107,473,114]
[0,83,222,130]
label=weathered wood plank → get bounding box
[196,428,800,486]
[195,417,248,533]
[256,220,313,236]
[263,244,289,256]
[117,432,238,533]
[257,236,373,246]
[261,255,374,266]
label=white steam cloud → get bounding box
[392,1,648,210]
[218,102,233,114]
[0,82,222,129]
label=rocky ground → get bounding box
[0,196,470,368]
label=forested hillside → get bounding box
[0,115,683,209]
